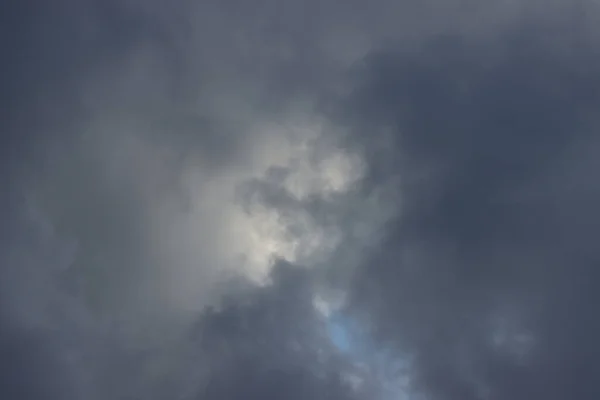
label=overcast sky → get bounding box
[2,1,600,399]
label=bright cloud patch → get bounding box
[146,114,371,313]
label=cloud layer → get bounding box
[3,1,600,399]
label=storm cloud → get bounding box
[3,0,600,399]
[346,18,600,400]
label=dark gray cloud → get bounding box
[187,262,370,400]
[346,18,600,400]
[4,0,600,400]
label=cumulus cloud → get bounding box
[4,0,600,399]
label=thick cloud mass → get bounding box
[3,1,600,399]
[348,24,600,400]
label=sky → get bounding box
[2,1,600,399]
